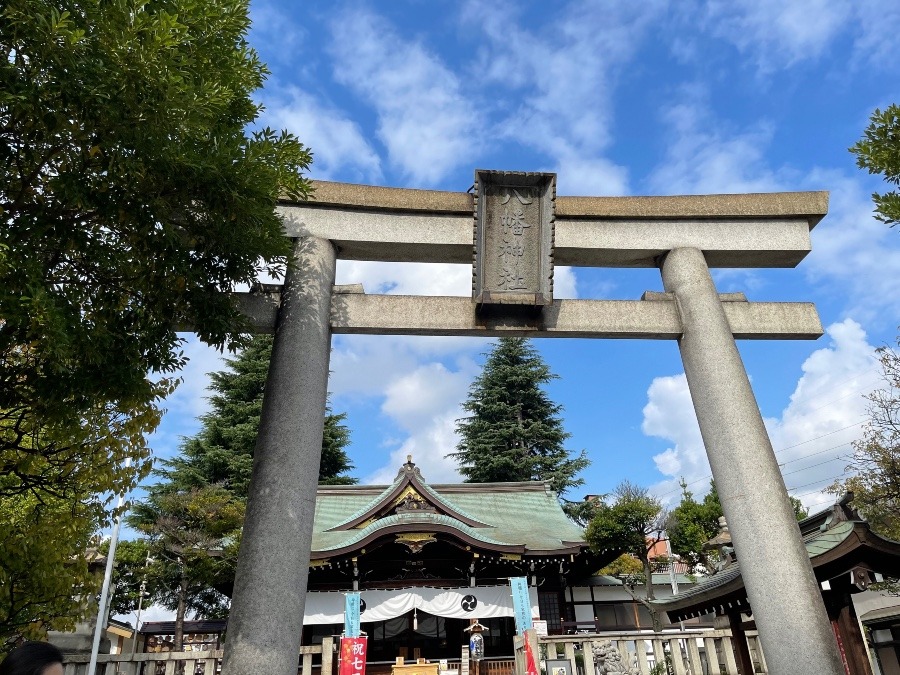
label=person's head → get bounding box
[0,642,64,675]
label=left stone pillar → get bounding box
[222,236,336,675]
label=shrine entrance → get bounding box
[218,173,846,675]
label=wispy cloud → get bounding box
[463,0,668,195]
[328,8,479,186]
[262,86,382,183]
[644,319,880,513]
[647,90,785,195]
[702,0,900,75]
[802,170,900,324]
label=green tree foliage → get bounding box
[449,338,588,496]
[162,334,356,497]
[584,481,667,631]
[829,339,900,544]
[1,0,311,508]
[113,337,355,629]
[126,486,244,650]
[668,480,723,574]
[0,392,162,649]
[669,480,807,573]
[851,105,900,227]
[103,539,157,619]
[0,490,100,652]
[599,553,644,578]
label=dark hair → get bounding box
[0,642,64,675]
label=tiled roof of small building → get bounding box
[652,498,900,621]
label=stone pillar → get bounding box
[659,247,843,675]
[222,236,336,675]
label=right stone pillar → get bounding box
[660,247,843,675]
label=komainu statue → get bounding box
[591,641,635,675]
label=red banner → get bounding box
[339,636,368,675]
[524,640,538,675]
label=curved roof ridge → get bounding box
[414,480,490,526]
[325,457,492,531]
[325,473,406,531]
[316,513,513,554]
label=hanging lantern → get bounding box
[469,632,484,661]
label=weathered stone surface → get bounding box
[660,246,843,675]
[232,291,823,340]
[591,641,635,675]
[473,171,555,306]
[557,190,827,226]
[280,205,814,267]
[302,180,828,228]
[222,236,336,675]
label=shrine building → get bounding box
[300,457,619,661]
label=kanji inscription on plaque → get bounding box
[473,171,555,309]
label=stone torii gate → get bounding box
[220,172,844,675]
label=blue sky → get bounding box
[151,0,900,517]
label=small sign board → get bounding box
[532,620,548,637]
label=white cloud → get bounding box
[115,603,176,628]
[328,8,478,186]
[336,261,471,297]
[642,373,706,502]
[644,320,880,513]
[648,93,784,195]
[554,156,629,198]
[463,0,664,196]
[851,1,900,69]
[802,170,900,324]
[647,93,900,323]
[364,361,476,485]
[702,0,900,75]
[703,0,851,72]
[262,87,382,183]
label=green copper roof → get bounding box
[312,477,586,556]
[325,469,488,531]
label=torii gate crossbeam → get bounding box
[220,177,844,675]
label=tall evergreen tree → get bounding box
[163,334,356,496]
[125,485,244,650]
[118,336,355,632]
[449,338,588,496]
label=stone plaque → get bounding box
[473,170,555,310]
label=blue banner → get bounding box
[509,577,532,634]
[344,593,361,637]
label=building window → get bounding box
[539,592,563,632]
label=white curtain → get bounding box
[303,585,539,625]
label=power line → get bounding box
[656,421,863,500]
[781,454,849,479]
[779,441,852,466]
[787,470,849,495]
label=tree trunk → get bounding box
[640,556,664,632]
[174,569,188,651]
